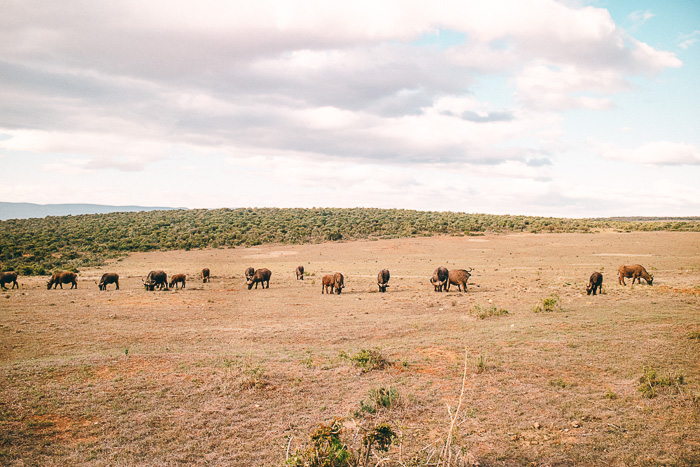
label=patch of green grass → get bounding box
[340,348,391,372]
[533,294,563,313]
[549,378,570,389]
[688,331,700,340]
[638,366,685,398]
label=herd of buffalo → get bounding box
[0,264,655,295]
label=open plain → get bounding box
[1,231,699,465]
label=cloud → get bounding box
[0,0,691,216]
[596,141,700,166]
[679,31,700,49]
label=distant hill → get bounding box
[0,202,181,220]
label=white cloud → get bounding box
[596,141,700,166]
[0,1,692,216]
[679,31,700,49]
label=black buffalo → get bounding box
[47,271,78,290]
[247,268,271,290]
[97,273,119,290]
[0,271,19,290]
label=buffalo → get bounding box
[143,270,168,291]
[618,264,653,286]
[96,273,119,291]
[247,268,271,290]
[0,271,19,290]
[170,274,186,289]
[446,268,472,293]
[47,271,78,290]
[377,269,390,292]
[202,268,210,283]
[296,265,305,280]
[244,267,255,282]
[430,266,449,292]
[321,272,344,295]
[333,272,345,294]
[586,272,603,295]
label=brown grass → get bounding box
[1,231,699,465]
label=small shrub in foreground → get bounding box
[638,366,685,398]
[533,294,563,313]
[340,348,391,372]
[286,418,397,467]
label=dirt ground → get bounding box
[1,231,699,465]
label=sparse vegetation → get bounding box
[286,418,397,467]
[340,348,391,372]
[533,294,563,313]
[2,231,699,465]
[471,303,509,319]
[638,366,685,398]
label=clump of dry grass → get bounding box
[470,303,509,319]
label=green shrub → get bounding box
[341,349,391,372]
[638,366,685,398]
[533,294,563,313]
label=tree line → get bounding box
[1,207,698,275]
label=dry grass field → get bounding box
[1,231,699,465]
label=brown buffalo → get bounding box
[0,271,19,290]
[202,268,210,283]
[143,270,168,291]
[247,268,271,290]
[333,272,345,294]
[296,265,305,280]
[321,274,336,294]
[96,273,119,291]
[377,269,390,292]
[169,274,186,289]
[244,267,255,282]
[430,266,449,292]
[47,271,78,290]
[446,268,472,292]
[586,272,603,295]
[321,272,345,295]
[618,264,653,286]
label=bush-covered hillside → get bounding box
[1,207,698,275]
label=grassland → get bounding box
[1,231,699,465]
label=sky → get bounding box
[1,0,699,218]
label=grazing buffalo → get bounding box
[446,268,472,293]
[321,274,335,294]
[296,265,305,280]
[321,273,344,295]
[47,271,78,290]
[618,264,653,286]
[430,266,449,292]
[0,271,19,290]
[202,268,210,283]
[143,270,168,291]
[377,269,390,292]
[586,272,603,295]
[247,268,271,290]
[170,274,186,289]
[96,273,119,291]
[244,267,255,282]
[333,272,345,294]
